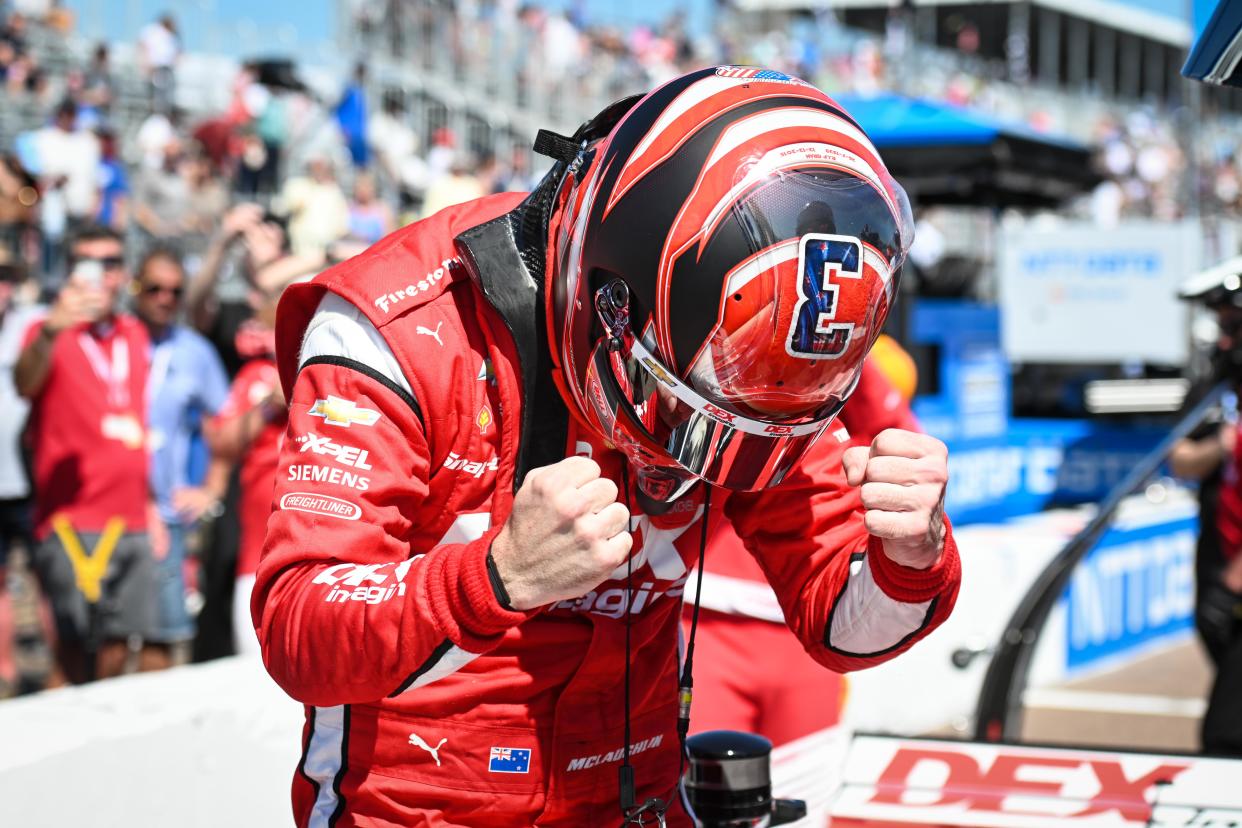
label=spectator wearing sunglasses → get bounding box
[132,248,230,669]
[14,225,158,684]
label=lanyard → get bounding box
[51,514,125,605]
[79,328,130,409]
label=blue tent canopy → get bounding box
[831,94,1099,208]
[834,94,1086,151]
[1183,0,1242,86]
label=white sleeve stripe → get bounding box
[304,705,346,828]
[393,645,480,695]
[827,555,931,655]
[389,514,494,695]
[687,569,787,624]
[300,293,412,396]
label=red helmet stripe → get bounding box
[679,238,802,375]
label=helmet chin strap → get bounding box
[533,93,644,164]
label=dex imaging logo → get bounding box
[488,747,531,774]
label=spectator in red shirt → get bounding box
[206,255,313,655]
[14,225,158,683]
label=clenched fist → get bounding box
[489,456,632,610]
[842,428,948,570]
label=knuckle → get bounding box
[863,510,886,535]
[556,491,584,520]
[574,521,598,548]
[612,533,634,560]
[873,428,903,451]
[860,482,884,505]
[596,539,627,569]
[528,470,550,496]
[570,455,601,478]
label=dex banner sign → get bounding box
[831,736,1242,827]
[998,221,1197,365]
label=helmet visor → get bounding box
[585,300,843,494]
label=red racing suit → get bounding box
[256,193,962,827]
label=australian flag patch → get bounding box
[488,746,531,774]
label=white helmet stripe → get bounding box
[705,106,883,171]
[725,239,801,295]
[626,76,746,176]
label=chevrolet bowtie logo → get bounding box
[308,396,380,428]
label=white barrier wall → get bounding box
[0,655,303,827]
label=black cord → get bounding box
[676,486,711,788]
[620,463,637,815]
[618,471,714,825]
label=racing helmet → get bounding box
[545,66,914,501]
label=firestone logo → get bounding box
[373,258,458,314]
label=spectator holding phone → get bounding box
[14,225,157,684]
[187,202,286,375]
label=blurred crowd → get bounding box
[346,0,1242,225]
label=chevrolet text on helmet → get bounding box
[546,65,915,501]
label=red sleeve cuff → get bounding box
[865,515,961,604]
[424,527,538,650]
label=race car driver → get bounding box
[255,66,962,827]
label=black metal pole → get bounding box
[973,382,1228,741]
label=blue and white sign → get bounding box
[910,301,1009,443]
[998,220,1197,365]
[943,419,1164,524]
[1063,511,1197,671]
